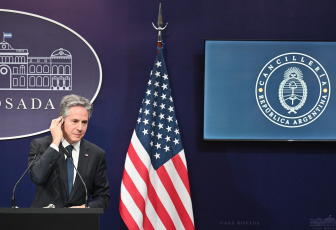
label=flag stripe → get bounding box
[122,169,146,214]
[129,134,150,182]
[129,135,176,229]
[120,200,139,230]
[171,152,191,196]
[119,185,141,230]
[148,166,182,229]
[123,147,157,229]
[166,154,194,224]
[143,199,165,230]
[142,202,157,230]
[158,162,194,229]
[125,148,149,199]
[123,150,161,230]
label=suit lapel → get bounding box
[69,139,89,199]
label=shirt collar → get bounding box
[62,139,81,152]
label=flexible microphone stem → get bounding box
[11,167,30,208]
[12,144,40,208]
[68,156,89,208]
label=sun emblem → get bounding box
[278,67,308,114]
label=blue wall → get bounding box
[1,0,336,229]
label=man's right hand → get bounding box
[50,116,64,146]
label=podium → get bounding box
[0,208,104,230]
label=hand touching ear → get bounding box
[50,116,64,146]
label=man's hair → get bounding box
[59,94,93,119]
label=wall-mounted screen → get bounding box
[204,40,336,141]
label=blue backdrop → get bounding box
[1,0,336,229]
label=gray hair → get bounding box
[59,94,93,119]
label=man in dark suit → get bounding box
[28,94,110,209]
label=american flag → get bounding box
[119,46,195,230]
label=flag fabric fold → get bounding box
[119,46,195,230]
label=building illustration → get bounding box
[0,33,72,90]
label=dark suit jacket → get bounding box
[28,136,110,209]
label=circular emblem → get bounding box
[0,67,8,75]
[255,53,330,128]
[0,9,102,140]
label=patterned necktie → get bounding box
[66,145,74,196]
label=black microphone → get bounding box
[11,143,41,208]
[61,145,89,208]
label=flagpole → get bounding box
[120,3,195,229]
[152,3,168,49]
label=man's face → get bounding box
[62,106,89,144]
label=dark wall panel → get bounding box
[0,0,335,229]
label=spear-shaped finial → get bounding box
[157,3,163,28]
[152,3,168,43]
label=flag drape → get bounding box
[119,46,194,230]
